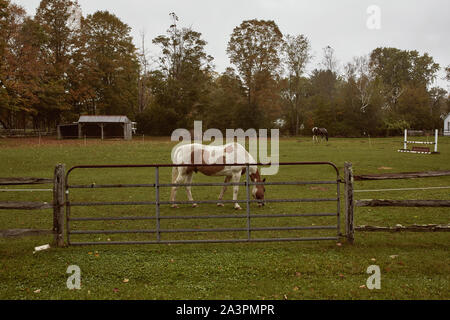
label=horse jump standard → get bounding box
[398,129,439,154]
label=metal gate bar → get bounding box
[69,212,338,221]
[65,162,341,246]
[68,180,337,189]
[69,198,338,207]
[70,237,340,246]
[70,225,337,235]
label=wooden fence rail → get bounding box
[345,163,450,243]
[354,170,450,181]
[355,224,450,232]
[0,177,53,185]
[356,199,450,207]
[0,164,65,247]
[0,202,53,210]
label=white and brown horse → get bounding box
[312,127,329,143]
[170,143,265,210]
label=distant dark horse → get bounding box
[312,127,328,143]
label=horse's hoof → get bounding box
[171,205,179,209]
[217,203,224,207]
[234,206,242,211]
[192,204,198,208]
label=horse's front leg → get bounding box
[185,173,197,208]
[217,176,231,207]
[231,173,242,210]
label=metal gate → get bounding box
[65,162,342,246]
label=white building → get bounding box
[445,113,450,136]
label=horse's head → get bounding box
[250,170,266,207]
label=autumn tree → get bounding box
[0,0,14,128]
[200,68,245,130]
[137,31,152,114]
[369,47,439,110]
[227,19,284,128]
[34,0,81,125]
[0,2,46,129]
[150,12,213,129]
[73,10,139,116]
[345,55,375,113]
[281,34,311,135]
[321,45,338,74]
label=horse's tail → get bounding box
[326,132,329,141]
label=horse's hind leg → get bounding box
[170,167,184,208]
[185,173,197,208]
[217,176,231,207]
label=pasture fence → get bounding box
[344,162,450,243]
[2,162,449,247]
[0,164,65,247]
[0,129,56,138]
[65,162,342,246]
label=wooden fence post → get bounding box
[53,164,65,247]
[344,162,354,244]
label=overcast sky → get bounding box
[16,0,450,88]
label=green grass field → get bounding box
[0,136,449,300]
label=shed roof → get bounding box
[78,115,131,123]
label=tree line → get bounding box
[1,0,449,136]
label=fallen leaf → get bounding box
[123,279,129,283]
[88,252,93,255]
[390,255,398,259]
[338,273,344,279]
[113,288,119,293]
[359,285,366,289]
[293,286,299,291]
[378,166,393,170]
[295,272,302,277]
[336,242,342,247]
[283,294,288,300]
[371,258,376,262]
[34,289,41,293]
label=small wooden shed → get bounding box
[77,115,133,140]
